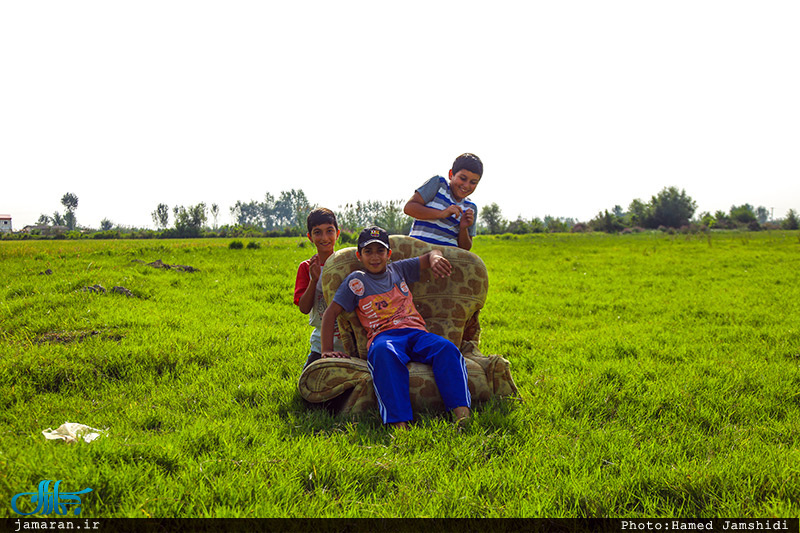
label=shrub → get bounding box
[131,229,159,239]
[782,209,799,230]
[246,241,261,250]
[229,240,244,250]
[621,227,645,235]
[217,225,249,238]
[92,230,121,239]
[571,223,589,233]
[730,204,757,224]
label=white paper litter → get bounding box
[42,422,106,444]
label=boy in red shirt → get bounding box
[294,208,345,368]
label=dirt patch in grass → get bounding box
[36,329,125,344]
[132,259,199,272]
[80,284,137,297]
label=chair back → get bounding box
[321,235,489,360]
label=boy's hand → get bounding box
[440,205,462,220]
[429,253,452,278]
[322,351,350,359]
[309,254,321,282]
[460,208,474,229]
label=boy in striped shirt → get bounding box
[404,153,483,251]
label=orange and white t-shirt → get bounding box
[333,258,427,348]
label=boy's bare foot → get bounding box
[453,406,471,427]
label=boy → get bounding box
[321,226,472,429]
[294,207,345,369]
[404,153,483,251]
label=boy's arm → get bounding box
[418,250,452,279]
[295,255,320,314]
[404,192,462,221]
[457,209,474,251]
[321,301,349,358]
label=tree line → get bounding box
[151,192,414,239]
[481,187,799,234]
[20,190,415,239]
[13,186,799,241]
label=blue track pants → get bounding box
[367,328,471,424]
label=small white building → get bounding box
[0,215,11,233]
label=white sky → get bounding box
[2,1,798,230]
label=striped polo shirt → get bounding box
[408,176,479,247]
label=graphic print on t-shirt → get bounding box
[357,285,426,341]
[349,278,365,296]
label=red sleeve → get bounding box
[294,260,310,306]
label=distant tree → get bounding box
[627,198,652,228]
[100,218,114,231]
[337,200,386,232]
[61,192,78,212]
[506,216,530,235]
[261,193,277,230]
[52,211,65,226]
[589,210,625,233]
[755,206,769,224]
[480,202,507,234]
[228,193,283,230]
[544,215,573,233]
[374,200,413,235]
[37,214,51,225]
[64,211,76,231]
[713,210,731,229]
[173,203,207,237]
[626,188,697,229]
[783,209,799,230]
[230,200,262,228]
[698,212,715,228]
[61,192,79,230]
[528,217,546,233]
[188,203,207,229]
[210,203,220,230]
[648,187,696,228]
[503,216,546,234]
[730,204,756,225]
[274,189,312,229]
[152,203,170,229]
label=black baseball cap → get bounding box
[357,226,390,251]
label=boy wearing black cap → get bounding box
[321,226,472,429]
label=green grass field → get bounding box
[1,232,799,518]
